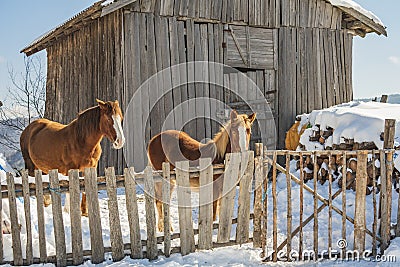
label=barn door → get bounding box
[222,24,278,150]
[219,69,277,150]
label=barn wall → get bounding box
[133,0,341,30]
[277,27,353,148]
[45,10,125,175]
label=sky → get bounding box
[0,0,398,103]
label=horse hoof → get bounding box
[81,212,89,217]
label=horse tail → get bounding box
[20,121,45,176]
[147,133,167,170]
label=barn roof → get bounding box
[21,0,387,56]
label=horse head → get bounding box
[228,110,256,153]
[97,99,125,149]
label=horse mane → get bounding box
[74,106,101,145]
[209,121,231,159]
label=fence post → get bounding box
[176,161,195,255]
[6,172,23,266]
[21,170,33,265]
[144,166,158,260]
[354,151,368,252]
[69,169,83,265]
[217,153,241,243]
[84,167,105,264]
[162,163,172,256]
[35,170,47,262]
[105,167,125,262]
[236,151,254,244]
[124,167,143,259]
[253,143,263,248]
[49,169,67,267]
[380,119,395,252]
[198,158,213,250]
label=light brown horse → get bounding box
[20,99,125,215]
[148,110,256,231]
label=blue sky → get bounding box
[0,0,398,102]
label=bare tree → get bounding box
[0,55,46,154]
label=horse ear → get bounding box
[96,99,107,110]
[230,110,238,121]
[248,113,256,124]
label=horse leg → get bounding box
[212,175,223,221]
[42,194,51,207]
[63,192,71,213]
[81,192,88,217]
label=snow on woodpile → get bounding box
[298,101,400,149]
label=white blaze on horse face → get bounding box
[112,114,125,149]
[238,126,247,152]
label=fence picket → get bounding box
[236,151,254,244]
[6,172,23,266]
[35,170,47,262]
[21,170,33,265]
[49,169,67,266]
[198,158,213,250]
[354,151,368,252]
[285,152,292,260]
[84,167,105,263]
[144,166,158,260]
[125,167,143,258]
[162,163,171,256]
[217,152,241,243]
[69,169,83,265]
[253,144,263,247]
[175,161,195,255]
[105,167,124,261]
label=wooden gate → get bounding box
[257,148,398,261]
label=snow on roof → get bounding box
[328,0,384,27]
[299,101,400,150]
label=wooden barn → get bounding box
[21,0,386,173]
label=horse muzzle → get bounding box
[113,137,125,149]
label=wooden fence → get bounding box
[258,147,399,262]
[0,151,262,266]
[1,146,400,265]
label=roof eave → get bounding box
[338,6,387,37]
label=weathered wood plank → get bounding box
[69,169,83,265]
[162,163,171,256]
[84,167,104,264]
[125,167,143,259]
[236,151,255,245]
[272,152,278,262]
[21,170,33,265]
[6,173,23,266]
[105,167,124,262]
[35,170,47,262]
[253,145,263,247]
[217,153,241,243]
[175,161,195,255]
[144,166,158,260]
[198,158,214,250]
[328,154,333,255]
[341,152,347,256]
[313,151,318,257]
[285,152,292,260]
[354,151,368,252]
[49,170,67,266]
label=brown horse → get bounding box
[20,99,125,215]
[148,110,256,231]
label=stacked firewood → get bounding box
[296,124,400,194]
[295,154,381,195]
